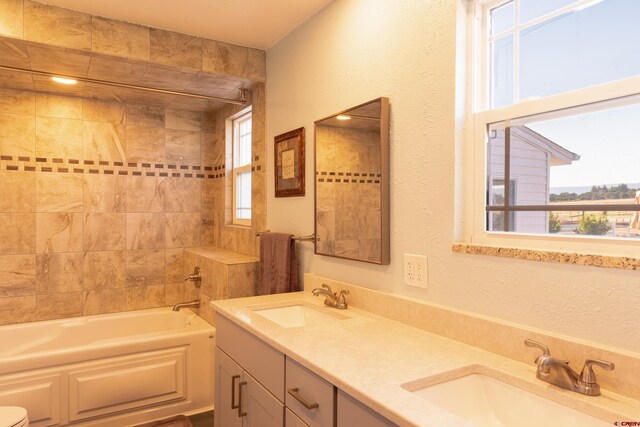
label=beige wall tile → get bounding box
[165,109,202,131]
[150,28,203,69]
[125,104,165,127]
[165,282,185,306]
[84,288,126,315]
[125,176,166,213]
[126,249,165,287]
[0,112,35,156]
[36,212,83,253]
[0,0,23,38]
[0,170,35,212]
[83,250,126,290]
[166,130,201,164]
[92,16,150,61]
[23,1,91,50]
[228,263,258,298]
[125,125,165,163]
[166,248,184,283]
[0,296,35,325]
[166,213,201,248]
[0,88,35,115]
[126,213,165,250]
[36,291,84,320]
[247,48,267,82]
[83,122,126,162]
[0,213,35,254]
[0,254,36,297]
[202,40,248,77]
[36,173,83,212]
[35,93,82,119]
[165,178,201,213]
[84,213,126,251]
[84,174,126,213]
[83,99,125,124]
[201,180,216,213]
[126,284,165,310]
[27,45,91,77]
[35,116,83,159]
[36,252,83,294]
[201,131,224,166]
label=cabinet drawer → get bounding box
[285,358,334,427]
[217,315,285,401]
[286,408,310,427]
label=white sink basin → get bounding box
[250,302,348,328]
[405,373,610,427]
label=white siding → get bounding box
[488,130,550,233]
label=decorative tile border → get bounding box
[0,154,268,180]
[316,170,381,184]
[452,243,640,271]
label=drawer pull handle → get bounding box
[238,381,248,417]
[288,388,319,410]
[231,375,241,410]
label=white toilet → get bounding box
[0,407,28,427]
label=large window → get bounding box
[230,108,252,226]
[472,0,640,252]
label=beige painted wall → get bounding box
[266,0,640,352]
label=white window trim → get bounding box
[467,0,640,258]
[229,106,252,227]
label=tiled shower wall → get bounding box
[0,87,264,325]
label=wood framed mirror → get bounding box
[314,97,390,264]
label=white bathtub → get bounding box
[0,308,215,427]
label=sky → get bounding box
[492,0,640,188]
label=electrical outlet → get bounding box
[404,254,428,289]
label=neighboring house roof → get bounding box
[513,126,581,166]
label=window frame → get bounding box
[469,0,640,257]
[230,107,252,227]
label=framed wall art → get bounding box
[274,127,305,197]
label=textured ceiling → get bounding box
[35,0,334,49]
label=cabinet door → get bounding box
[215,348,243,427]
[337,389,397,427]
[244,371,284,427]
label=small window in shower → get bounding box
[229,107,252,226]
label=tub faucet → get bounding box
[172,299,200,312]
[525,339,614,396]
[312,284,349,309]
[185,266,202,288]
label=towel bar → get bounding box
[255,231,318,242]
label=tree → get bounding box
[548,212,561,233]
[575,213,611,236]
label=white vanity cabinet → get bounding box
[215,313,397,427]
[215,315,285,427]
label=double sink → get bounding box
[249,301,613,426]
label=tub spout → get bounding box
[172,299,200,311]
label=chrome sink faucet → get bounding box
[525,339,615,396]
[312,284,349,309]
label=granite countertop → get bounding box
[212,292,640,427]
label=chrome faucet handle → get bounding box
[322,283,333,292]
[524,339,551,364]
[579,359,615,386]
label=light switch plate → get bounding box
[404,254,428,289]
